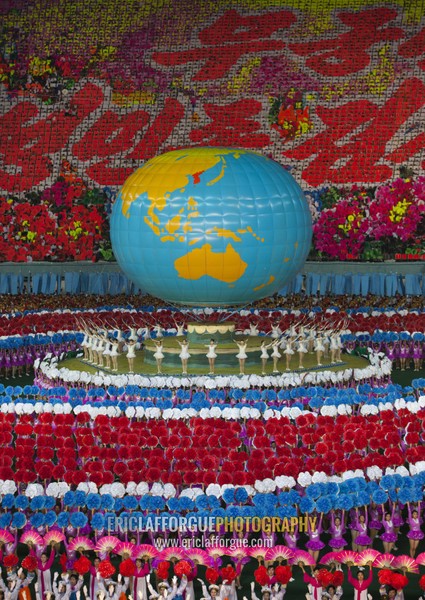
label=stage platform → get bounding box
[61,350,369,378]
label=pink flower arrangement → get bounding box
[368,177,425,242]
[313,177,425,259]
[313,198,369,260]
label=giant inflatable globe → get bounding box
[111,148,312,306]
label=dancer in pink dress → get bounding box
[368,502,382,543]
[328,512,347,550]
[284,525,299,551]
[354,513,372,552]
[381,509,397,554]
[305,514,324,564]
[406,502,424,558]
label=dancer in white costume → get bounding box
[297,338,308,369]
[126,339,137,373]
[314,335,325,367]
[260,341,273,375]
[283,338,294,371]
[110,340,120,372]
[154,340,164,374]
[271,339,281,373]
[235,339,248,375]
[103,335,112,370]
[178,339,191,375]
[206,339,218,375]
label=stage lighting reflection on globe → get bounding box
[111,147,312,306]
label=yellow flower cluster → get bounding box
[68,220,88,240]
[338,213,360,234]
[29,56,54,77]
[389,198,411,223]
[16,229,37,242]
[227,58,261,94]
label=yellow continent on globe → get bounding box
[174,243,248,284]
[120,147,243,220]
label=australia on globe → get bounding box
[110,147,312,306]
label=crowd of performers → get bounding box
[2,317,425,382]
[76,318,347,377]
[0,530,418,600]
[77,318,425,377]
[1,497,425,599]
[1,292,425,379]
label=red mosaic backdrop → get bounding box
[1,1,425,261]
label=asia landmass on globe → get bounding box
[111,147,312,306]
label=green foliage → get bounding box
[361,241,384,262]
[320,186,341,209]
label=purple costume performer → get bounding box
[328,512,347,549]
[413,342,422,359]
[306,513,325,551]
[11,351,19,368]
[407,504,424,540]
[354,514,372,547]
[391,501,404,528]
[368,504,382,531]
[399,342,410,359]
[385,343,396,362]
[381,512,397,544]
[284,525,299,550]
[25,349,33,371]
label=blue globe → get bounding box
[111,147,312,306]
